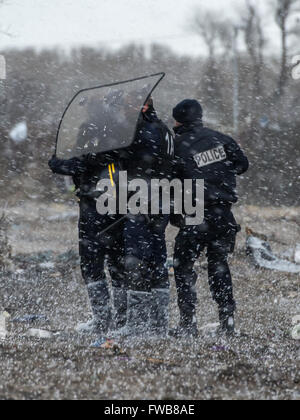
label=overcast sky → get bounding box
[0,0,282,56]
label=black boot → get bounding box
[169,313,199,339]
[150,288,170,337]
[125,257,152,337]
[219,306,235,336]
[76,280,111,336]
[126,290,152,336]
[112,287,127,331]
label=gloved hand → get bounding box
[48,155,60,172]
[48,154,86,176]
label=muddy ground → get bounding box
[0,201,299,400]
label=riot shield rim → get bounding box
[55,72,165,156]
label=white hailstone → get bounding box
[9,121,28,143]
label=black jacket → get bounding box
[126,108,174,181]
[173,122,249,208]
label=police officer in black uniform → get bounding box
[124,97,174,336]
[170,99,249,337]
[49,148,127,337]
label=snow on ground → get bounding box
[0,200,299,400]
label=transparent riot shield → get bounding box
[55,73,165,159]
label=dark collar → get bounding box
[173,120,204,135]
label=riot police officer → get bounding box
[170,99,249,337]
[124,98,174,336]
[49,150,127,337]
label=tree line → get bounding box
[0,0,299,206]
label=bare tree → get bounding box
[189,11,235,116]
[191,12,220,60]
[190,11,233,59]
[240,1,266,120]
[274,0,300,96]
[0,0,12,115]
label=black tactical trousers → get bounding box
[79,199,125,288]
[77,198,126,331]
[173,224,237,321]
[124,214,169,292]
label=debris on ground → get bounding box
[199,323,219,333]
[90,338,126,355]
[11,314,49,324]
[39,262,56,270]
[13,250,79,271]
[291,325,300,340]
[46,211,78,222]
[91,338,115,349]
[0,311,10,340]
[27,329,53,339]
[292,315,300,325]
[246,228,300,274]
